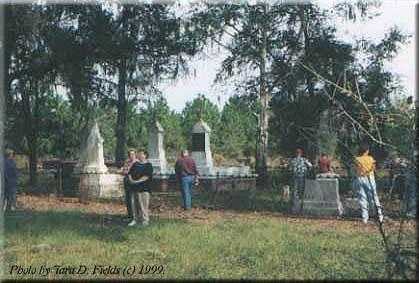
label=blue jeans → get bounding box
[180,175,194,210]
[402,169,416,216]
[5,181,17,209]
[293,176,305,200]
[353,176,383,221]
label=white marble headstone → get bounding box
[147,121,168,174]
[77,122,108,174]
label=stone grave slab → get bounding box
[294,178,343,216]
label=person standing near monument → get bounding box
[289,148,313,209]
[389,152,417,218]
[403,151,417,218]
[175,150,199,210]
[318,153,332,174]
[121,149,138,221]
[4,149,18,211]
[353,144,384,224]
[127,150,153,227]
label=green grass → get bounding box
[194,187,289,212]
[3,206,395,280]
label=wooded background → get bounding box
[3,1,415,186]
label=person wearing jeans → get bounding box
[175,150,199,210]
[4,149,18,211]
[353,144,384,224]
[181,175,194,210]
[401,156,417,218]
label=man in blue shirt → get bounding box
[4,149,18,211]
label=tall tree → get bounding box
[46,5,103,144]
[188,1,386,183]
[5,4,58,187]
[190,2,317,185]
[219,94,259,160]
[189,3,288,185]
[95,3,200,166]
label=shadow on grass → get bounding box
[4,209,188,243]
[193,187,289,213]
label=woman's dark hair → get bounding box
[5,149,14,158]
[358,144,370,155]
[137,149,148,158]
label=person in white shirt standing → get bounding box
[289,148,313,211]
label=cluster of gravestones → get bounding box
[76,119,382,218]
[76,119,256,202]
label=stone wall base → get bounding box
[79,173,124,203]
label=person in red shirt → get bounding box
[318,153,332,174]
[175,150,199,210]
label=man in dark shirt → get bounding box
[4,149,18,211]
[127,150,153,227]
[121,149,138,221]
[175,150,199,210]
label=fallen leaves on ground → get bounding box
[14,194,416,234]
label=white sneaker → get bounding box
[362,218,369,224]
[378,215,384,223]
[128,220,137,227]
[406,212,415,218]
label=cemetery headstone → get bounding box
[76,122,123,202]
[191,119,214,176]
[293,178,344,216]
[147,121,168,175]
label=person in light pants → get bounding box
[353,144,384,224]
[127,150,153,227]
[130,190,150,226]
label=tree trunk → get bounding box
[21,81,38,188]
[115,58,128,166]
[28,138,38,189]
[256,6,270,189]
[0,4,5,208]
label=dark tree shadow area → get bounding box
[3,209,188,243]
[193,187,289,213]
